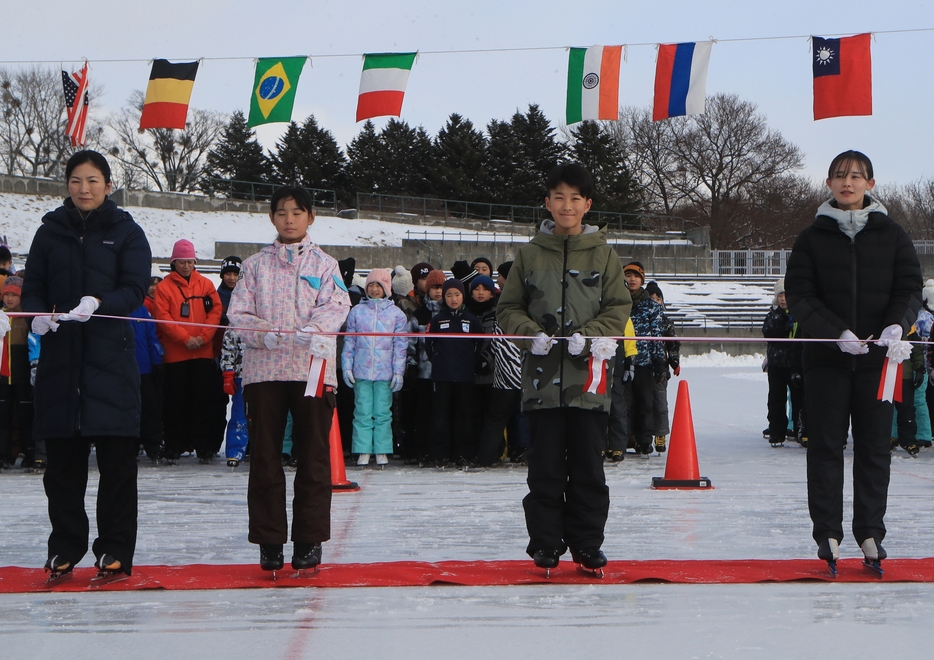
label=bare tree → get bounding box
[0,65,104,179]
[106,91,225,192]
[878,179,934,240]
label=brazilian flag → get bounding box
[248,57,307,127]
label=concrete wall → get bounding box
[679,327,764,356]
[0,174,67,197]
[110,189,266,214]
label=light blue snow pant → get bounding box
[351,379,393,455]
[225,378,249,461]
[892,383,932,441]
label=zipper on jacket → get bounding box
[559,238,568,407]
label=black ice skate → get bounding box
[44,555,74,585]
[817,538,840,578]
[533,548,563,578]
[860,538,886,577]
[91,554,128,586]
[291,543,322,576]
[571,547,607,578]
[260,544,284,579]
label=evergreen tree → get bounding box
[484,118,520,204]
[200,110,271,199]
[270,115,348,205]
[377,119,436,196]
[569,120,641,220]
[509,104,565,206]
[432,113,487,201]
[346,120,383,197]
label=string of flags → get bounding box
[58,32,875,146]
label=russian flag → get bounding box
[653,42,713,122]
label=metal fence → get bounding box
[712,250,791,276]
[202,178,337,208]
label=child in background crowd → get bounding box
[0,245,15,276]
[606,318,639,462]
[0,277,38,469]
[471,257,493,278]
[427,278,482,467]
[128,303,165,464]
[407,269,445,463]
[341,268,407,467]
[762,278,804,447]
[144,271,162,315]
[467,275,498,457]
[220,327,248,467]
[644,281,680,452]
[890,326,926,456]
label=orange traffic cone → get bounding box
[329,407,360,492]
[651,380,713,490]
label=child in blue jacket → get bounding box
[129,304,164,463]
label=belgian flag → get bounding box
[139,59,199,130]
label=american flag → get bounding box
[62,62,89,147]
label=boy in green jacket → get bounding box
[497,163,631,575]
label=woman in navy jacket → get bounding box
[22,150,152,581]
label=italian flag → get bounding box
[356,52,417,122]
[566,46,622,125]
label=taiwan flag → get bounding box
[653,42,713,122]
[812,34,872,120]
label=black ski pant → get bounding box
[162,358,217,459]
[139,373,164,458]
[243,381,334,546]
[476,388,522,466]
[630,365,656,451]
[805,366,892,547]
[893,380,917,444]
[44,436,139,574]
[0,381,34,464]
[767,366,802,441]
[429,381,475,461]
[523,407,609,556]
[606,374,631,453]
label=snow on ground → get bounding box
[3,364,934,658]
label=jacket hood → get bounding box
[531,220,608,252]
[815,195,888,241]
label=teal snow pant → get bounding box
[892,383,932,442]
[351,379,393,455]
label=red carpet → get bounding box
[3,558,934,593]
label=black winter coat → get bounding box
[785,207,921,372]
[762,307,801,370]
[22,198,152,439]
[426,306,483,383]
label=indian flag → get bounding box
[566,46,622,125]
[356,52,417,122]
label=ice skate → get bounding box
[44,556,74,585]
[90,554,128,586]
[227,458,240,469]
[375,454,389,469]
[571,547,607,578]
[291,543,322,576]
[653,436,667,453]
[898,440,920,457]
[606,450,624,463]
[533,548,562,578]
[356,453,370,466]
[817,538,840,578]
[260,544,284,580]
[860,538,886,577]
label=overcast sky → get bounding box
[3,0,934,187]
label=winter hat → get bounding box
[622,261,645,283]
[1,275,22,296]
[151,264,165,279]
[772,278,786,308]
[497,261,513,280]
[170,239,196,262]
[352,273,367,290]
[644,280,664,301]
[425,269,447,290]
[469,275,496,294]
[410,262,434,283]
[471,256,493,274]
[391,265,414,297]
[923,279,934,307]
[442,278,465,299]
[451,260,473,281]
[220,255,242,277]
[365,268,392,298]
[338,257,356,289]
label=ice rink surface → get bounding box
[4,363,934,659]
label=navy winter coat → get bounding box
[427,306,483,383]
[21,197,152,439]
[129,305,164,376]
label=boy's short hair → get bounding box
[545,162,594,199]
[828,150,873,181]
[270,185,314,214]
[0,246,11,263]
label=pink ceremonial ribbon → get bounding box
[583,354,608,395]
[305,357,326,398]
[877,359,904,403]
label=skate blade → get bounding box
[577,565,605,579]
[45,571,74,586]
[826,561,838,579]
[863,559,884,577]
[291,567,320,578]
[89,571,128,588]
[770,442,784,447]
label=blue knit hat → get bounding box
[469,275,496,293]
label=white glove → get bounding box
[32,315,60,336]
[57,296,100,322]
[0,310,9,335]
[294,325,316,347]
[589,337,618,362]
[567,332,586,356]
[310,334,332,360]
[884,340,913,364]
[875,324,903,348]
[343,370,355,389]
[390,374,404,392]
[530,332,557,356]
[264,331,284,350]
[837,329,869,355]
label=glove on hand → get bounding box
[567,332,586,357]
[913,368,926,390]
[222,371,236,396]
[790,372,803,388]
[57,296,100,322]
[673,365,681,377]
[390,374,404,393]
[32,315,59,336]
[621,358,635,383]
[0,310,9,335]
[530,332,557,356]
[264,331,284,350]
[294,325,316,347]
[837,329,869,355]
[343,370,355,389]
[876,324,903,347]
[589,337,618,362]
[310,334,333,359]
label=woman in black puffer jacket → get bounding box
[22,151,151,581]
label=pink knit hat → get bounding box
[170,239,196,262]
[365,268,392,298]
